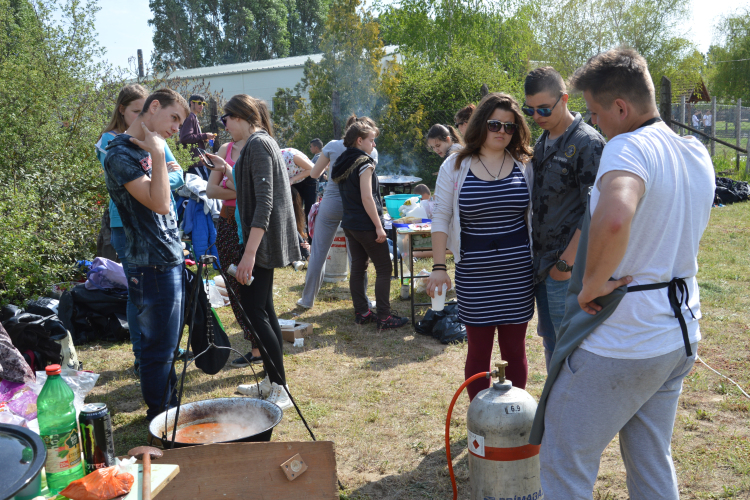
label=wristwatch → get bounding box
[555,259,573,272]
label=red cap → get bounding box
[45,364,62,375]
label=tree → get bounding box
[0,0,121,302]
[707,8,750,103]
[377,0,537,79]
[149,0,331,70]
[273,0,384,148]
[530,0,702,93]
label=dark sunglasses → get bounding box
[220,113,234,126]
[455,121,466,128]
[487,120,518,134]
[191,100,208,106]
[522,93,563,117]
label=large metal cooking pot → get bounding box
[148,397,283,448]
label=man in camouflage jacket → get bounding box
[524,67,606,368]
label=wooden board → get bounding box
[151,441,337,500]
[122,464,180,500]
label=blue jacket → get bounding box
[183,198,219,265]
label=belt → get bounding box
[220,204,234,219]
[626,277,696,356]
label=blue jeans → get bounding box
[535,274,570,370]
[111,227,142,365]
[126,262,185,420]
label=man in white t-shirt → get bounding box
[537,48,715,498]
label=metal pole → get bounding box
[137,49,145,80]
[736,98,742,170]
[680,96,686,137]
[711,97,717,157]
[660,76,672,127]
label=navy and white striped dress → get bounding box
[455,166,535,326]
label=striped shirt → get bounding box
[455,167,535,326]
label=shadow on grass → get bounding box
[346,441,470,500]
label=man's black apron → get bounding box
[529,181,695,445]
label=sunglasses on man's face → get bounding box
[220,113,234,126]
[486,120,518,134]
[192,100,208,107]
[522,93,563,117]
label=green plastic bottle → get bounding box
[37,364,85,494]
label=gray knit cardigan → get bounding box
[234,130,301,269]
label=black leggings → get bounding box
[238,266,285,385]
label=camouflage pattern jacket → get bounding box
[531,113,606,284]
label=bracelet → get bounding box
[432,265,447,271]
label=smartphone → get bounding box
[197,148,216,169]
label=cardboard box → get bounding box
[281,322,313,343]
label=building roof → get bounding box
[166,45,398,79]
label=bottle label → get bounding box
[42,429,82,474]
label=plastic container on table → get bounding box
[37,364,85,494]
[384,194,417,218]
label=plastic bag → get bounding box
[413,269,431,294]
[32,369,99,417]
[0,380,38,420]
[60,465,135,500]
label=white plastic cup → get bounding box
[431,283,448,311]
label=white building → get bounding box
[164,46,398,111]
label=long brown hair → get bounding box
[103,84,148,134]
[224,95,275,138]
[290,186,307,238]
[454,93,533,169]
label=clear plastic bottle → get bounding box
[37,364,85,494]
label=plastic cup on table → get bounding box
[431,283,448,311]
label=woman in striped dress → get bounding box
[429,93,535,400]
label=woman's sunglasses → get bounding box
[220,113,234,126]
[487,120,518,134]
[455,121,467,128]
[522,93,563,117]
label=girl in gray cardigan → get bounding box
[207,95,300,411]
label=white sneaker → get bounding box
[266,382,294,411]
[237,375,271,398]
[296,298,311,309]
[292,261,305,271]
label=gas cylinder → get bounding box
[323,224,349,283]
[466,361,543,500]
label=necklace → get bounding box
[477,151,508,181]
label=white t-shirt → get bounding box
[703,114,712,127]
[692,114,701,128]
[580,125,715,359]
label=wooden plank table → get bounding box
[142,441,338,500]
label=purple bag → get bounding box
[85,257,127,292]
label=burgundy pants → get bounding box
[465,323,529,400]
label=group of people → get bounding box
[423,49,715,498]
[98,45,715,498]
[692,108,713,143]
